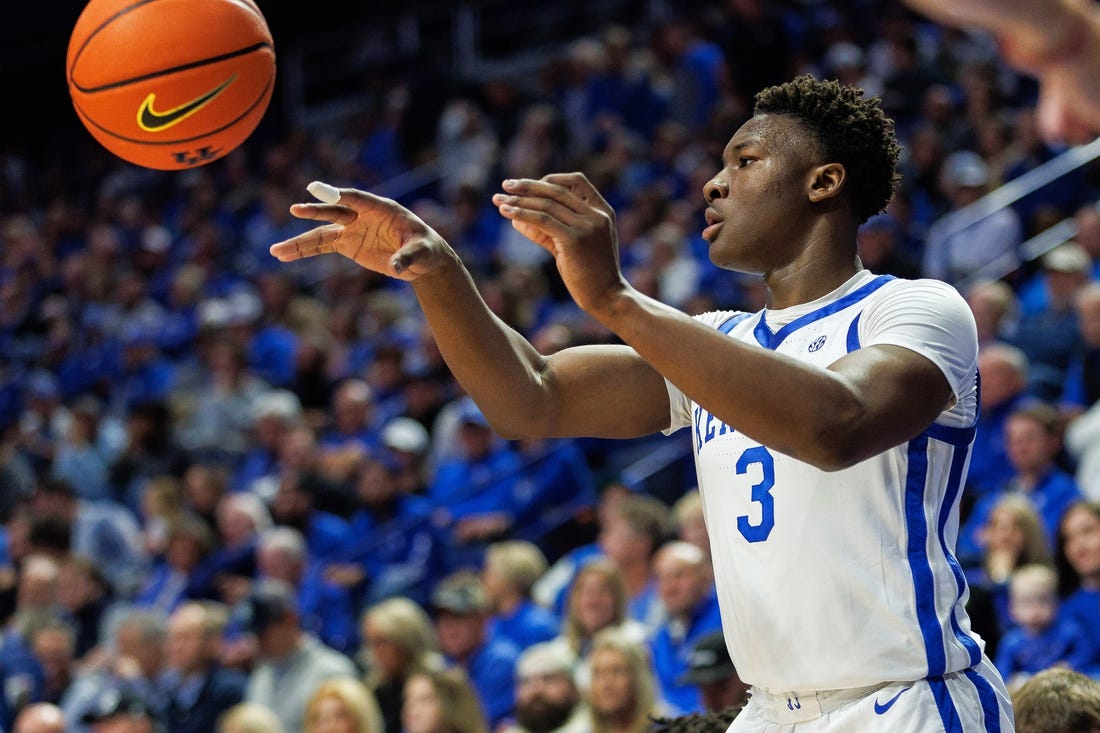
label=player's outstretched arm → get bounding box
[494,173,955,470]
[903,0,1100,141]
[270,184,671,440]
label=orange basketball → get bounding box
[66,0,276,170]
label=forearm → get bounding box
[410,252,555,437]
[596,288,867,469]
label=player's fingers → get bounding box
[541,172,615,217]
[289,203,358,225]
[500,177,589,216]
[269,225,342,261]
[491,192,584,227]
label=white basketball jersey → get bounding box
[665,271,984,693]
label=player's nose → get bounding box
[704,177,729,202]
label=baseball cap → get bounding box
[382,417,430,454]
[677,631,737,686]
[1041,242,1091,274]
[232,579,298,635]
[943,151,989,188]
[431,572,489,615]
[80,687,155,724]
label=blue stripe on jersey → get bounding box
[935,434,983,667]
[929,677,964,732]
[963,668,1002,732]
[753,274,895,348]
[846,313,862,351]
[904,434,946,675]
[718,313,753,335]
[924,422,977,446]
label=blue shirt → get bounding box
[487,600,560,653]
[649,593,724,715]
[456,637,519,727]
[995,617,1096,678]
[1058,587,1100,675]
[958,469,1082,562]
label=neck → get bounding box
[619,562,650,596]
[497,593,523,616]
[763,222,862,309]
[605,710,638,733]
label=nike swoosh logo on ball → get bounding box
[136,74,237,132]
[873,685,913,715]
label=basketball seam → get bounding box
[71,42,274,94]
[70,0,168,83]
[71,76,274,146]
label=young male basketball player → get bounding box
[271,76,1014,730]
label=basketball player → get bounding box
[271,76,1014,730]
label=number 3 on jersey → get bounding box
[736,446,775,542]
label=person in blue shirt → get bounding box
[269,477,350,565]
[430,571,519,728]
[648,542,724,715]
[965,344,1032,505]
[428,398,523,570]
[508,437,598,559]
[1055,501,1100,674]
[325,452,445,610]
[959,400,1082,562]
[1060,282,1100,414]
[994,564,1096,686]
[482,541,559,654]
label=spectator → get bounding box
[483,541,559,653]
[401,667,487,733]
[430,571,519,728]
[1011,667,1100,733]
[240,579,357,733]
[360,598,442,733]
[994,564,1094,689]
[670,491,710,585]
[922,150,1023,285]
[502,642,589,733]
[30,480,148,598]
[108,402,188,515]
[1055,501,1100,666]
[586,628,661,733]
[964,493,1052,648]
[1061,282,1100,420]
[552,558,648,696]
[217,702,285,733]
[255,527,358,655]
[269,475,351,565]
[135,514,215,614]
[161,601,247,733]
[967,343,1033,501]
[675,631,748,714]
[328,453,444,609]
[231,390,302,496]
[317,380,382,485]
[648,543,723,714]
[959,400,1082,559]
[965,279,1019,348]
[188,492,269,605]
[304,676,384,733]
[28,617,76,706]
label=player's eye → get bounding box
[739,157,755,167]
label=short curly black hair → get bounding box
[754,75,901,225]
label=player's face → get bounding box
[701,114,822,274]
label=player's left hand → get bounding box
[492,173,629,317]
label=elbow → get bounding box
[801,399,869,472]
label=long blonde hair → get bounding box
[361,597,442,686]
[305,676,384,733]
[407,667,488,733]
[588,628,658,733]
[563,558,629,655]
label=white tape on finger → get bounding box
[307,181,341,204]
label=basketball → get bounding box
[66,0,276,170]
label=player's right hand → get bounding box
[269,183,451,281]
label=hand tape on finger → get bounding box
[307,181,341,204]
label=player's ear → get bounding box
[807,162,846,203]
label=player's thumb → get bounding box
[390,238,443,279]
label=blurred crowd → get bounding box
[3,1,1100,732]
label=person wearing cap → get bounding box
[160,601,246,733]
[501,643,588,733]
[231,389,303,496]
[327,452,445,610]
[1013,242,1095,401]
[240,579,357,733]
[923,150,1023,285]
[79,687,159,733]
[649,543,723,715]
[427,397,523,568]
[676,632,748,714]
[430,571,520,728]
